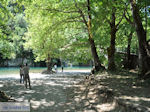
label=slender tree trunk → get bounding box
[127,32,133,68]
[107,7,117,71]
[130,0,148,76]
[21,57,24,65]
[87,0,104,71]
[89,38,103,70]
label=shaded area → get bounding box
[93,70,150,111]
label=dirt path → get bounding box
[0,71,92,112]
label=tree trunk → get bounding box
[126,31,133,69]
[130,0,148,76]
[89,38,103,70]
[47,55,52,71]
[21,57,24,65]
[87,0,104,71]
[108,8,117,71]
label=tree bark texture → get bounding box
[47,55,52,71]
[107,7,117,71]
[87,0,104,71]
[126,31,133,69]
[130,0,149,76]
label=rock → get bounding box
[0,91,15,102]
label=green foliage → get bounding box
[0,0,28,59]
[0,0,150,68]
[22,0,93,63]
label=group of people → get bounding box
[20,63,64,89]
[20,63,31,89]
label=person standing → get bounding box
[54,64,57,72]
[20,65,24,83]
[23,63,31,89]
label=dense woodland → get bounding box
[0,0,150,78]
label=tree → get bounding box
[129,0,150,77]
[0,0,15,59]
[23,2,66,71]
[91,0,126,70]
[0,0,28,63]
[22,0,104,71]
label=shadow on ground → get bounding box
[0,70,150,112]
[94,70,150,112]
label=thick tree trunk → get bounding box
[108,29,116,71]
[108,8,117,71]
[87,0,104,71]
[130,0,149,76]
[42,54,54,74]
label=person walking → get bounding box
[20,65,24,83]
[23,63,31,89]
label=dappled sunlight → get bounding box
[45,82,63,86]
[132,85,142,89]
[94,71,150,111]
[120,96,150,102]
[31,99,55,109]
[0,84,4,87]
[115,75,133,79]
[0,72,92,111]
[1,70,150,111]
[96,102,116,111]
[30,100,41,109]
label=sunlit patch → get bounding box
[45,82,63,86]
[31,100,41,109]
[96,101,116,111]
[84,101,90,106]
[16,97,27,102]
[39,99,55,107]
[120,96,150,102]
[132,86,141,89]
[0,84,3,87]
[0,72,91,111]
[24,90,35,94]
[74,97,80,102]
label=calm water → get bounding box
[0,67,91,75]
[0,67,46,75]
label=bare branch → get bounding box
[124,12,134,27]
[61,42,89,50]
[65,20,84,23]
[64,15,84,23]
[116,4,128,28]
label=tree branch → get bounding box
[73,0,88,27]
[45,8,79,13]
[124,12,134,27]
[116,4,128,28]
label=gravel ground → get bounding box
[1,70,149,112]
